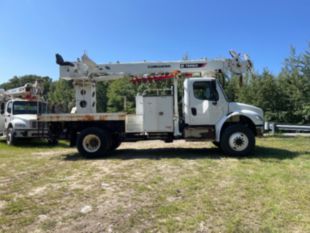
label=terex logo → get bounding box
[180,63,207,69]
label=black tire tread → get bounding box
[220,124,255,156]
[77,127,111,158]
[6,127,16,145]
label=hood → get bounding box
[13,114,38,121]
[229,102,263,117]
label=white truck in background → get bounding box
[0,81,49,145]
[38,51,264,157]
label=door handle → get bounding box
[191,108,197,116]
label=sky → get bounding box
[0,0,309,83]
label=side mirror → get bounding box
[210,80,219,102]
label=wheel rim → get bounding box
[228,132,249,152]
[82,134,101,153]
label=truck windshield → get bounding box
[13,101,47,115]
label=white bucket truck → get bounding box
[38,51,264,157]
[0,81,49,145]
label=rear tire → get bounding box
[212,141,220,148]
[110,134,122,151]
[220,124,255,156]
[77,127,111,158]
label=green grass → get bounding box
[0,137,309,232]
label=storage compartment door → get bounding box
[143,96,173,132]
[157,97,173,132]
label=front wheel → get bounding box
[6,127,16,145]
[77,127,111,158]
[220,124,255,156]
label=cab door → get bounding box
[185,79,228,125]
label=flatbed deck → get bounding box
[38,113,126,122]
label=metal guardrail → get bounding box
[265,122,310,134]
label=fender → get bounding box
[215,110,264,142]
[9,118,27,129]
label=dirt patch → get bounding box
[0,200,7,210]
[28,186,47,196]
[119,140,211,149]
[32,148,75,157]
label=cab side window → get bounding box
[193,81,219,101]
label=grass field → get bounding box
[0,136,309,233]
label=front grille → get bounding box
[31,121,47,129]
[31,121,37,129]
[38,122,46,128]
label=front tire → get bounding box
[77,127,111,158]
[6,127,16,145]
[220,124,255,156]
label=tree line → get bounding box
[1,46,309,124]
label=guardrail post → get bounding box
[270,122,275,135]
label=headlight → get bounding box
[14,123,26,128]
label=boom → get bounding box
[55,51,253,115]
[0,80,44,102]
[56,51,253,81]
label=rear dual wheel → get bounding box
[77,127,111,158]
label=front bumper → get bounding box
[14,129,49,138]
[256,125,264,137]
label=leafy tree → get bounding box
[107,78,137,113]
[238,70,285,122]
[223,75,242,101]
[277,47,310,123]
[96,82,109,112]
[48,80,74,113]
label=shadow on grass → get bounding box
[0,139,68,149]
[62,145,301,161]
